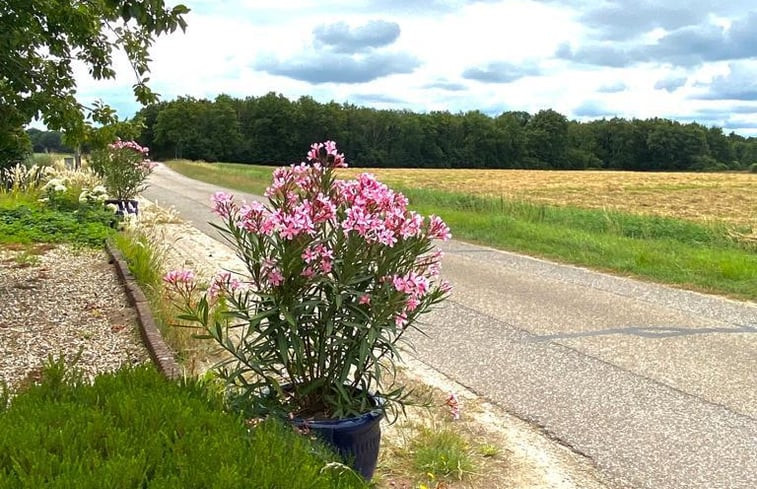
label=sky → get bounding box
[73,0,757,136]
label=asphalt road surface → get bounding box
[144,164,757,489]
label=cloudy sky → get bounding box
[75,0,757,135]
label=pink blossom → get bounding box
[307,140,346,168]
[301,267,315,278]
[392,275,407,293]
[406,296,420,311]
[392,272,428,299]
[394,311,408,328]
[312,193,336,223]
[399,212,423,239]
[261,259,284,287]
[302,246,318,264]
[109,139,149,155]
[313,244,333,261]
[446,392,460,420]
[238,201,267,233]
[268,269,284,287]
[377,228,397,247]
[208,271,241,300]
[440,280,453,294]
[163,269,195,285]
[428,215,452,241]
[359,294,371,305]
[211,191,235,218]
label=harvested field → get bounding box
[338,169,756,229]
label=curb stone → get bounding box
[105,241,181,380]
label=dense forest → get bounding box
[30,92,757,171]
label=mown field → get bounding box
[335,168,757,230]
[165,160,757,300]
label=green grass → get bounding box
[166,160,272,195]
[110,230,164,292]
[109,229,205,366]
[410,426,475,481]
[0,360,368,489]
[164,160,757,300]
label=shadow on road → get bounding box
[531,325,756,340]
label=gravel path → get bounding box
[0,245,149,391]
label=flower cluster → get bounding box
[163,269,196,296]
[108,139,150,155]
[41,177,67,194]
[89,138,157,200]
[165,141,452,420]
[208,271,242,301]
[78,185,109,204]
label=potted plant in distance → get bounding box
[164,141,452,480]
[89,139,157,215]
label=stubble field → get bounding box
[338,168,757,230]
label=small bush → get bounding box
[0,204,115,247]
[749,162,757,173]
[0,363,368,489]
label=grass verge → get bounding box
[109,224,210,368]
[0,360,367,489]
[165,160,757,300]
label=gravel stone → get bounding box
[0,245,150,390]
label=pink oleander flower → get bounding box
[163,269,195,285]
[208,271,241,300]
[446,392,461,420]
[359,294,371,305]
[428,215,452,241]
[307,140,346,168]
[440,279,453,294]
[211,191,235,218]
[394,311,408,328]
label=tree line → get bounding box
[27,92,757,172]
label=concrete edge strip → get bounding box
[105,241,181,380]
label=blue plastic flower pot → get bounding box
[291,401,384,480]
[105,199,139,216]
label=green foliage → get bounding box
[165,160,271,195]
[411,427,475,481]
[0,362,368,489]
[28,153,55,168]
[0,124,31,172]
[0,202,115,247]
[0,1,189,168]
[26,129,72,154]
[138,93,757,171]
[111,231,163,292]
[749,162,757,173]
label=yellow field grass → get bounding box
[338,168,757,229]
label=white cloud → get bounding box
[69,0,757,136]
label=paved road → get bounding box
[144,164,757,489]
